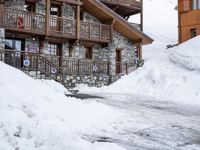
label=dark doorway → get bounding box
[116,49,122,74]
[25,2,36,13]
[190,28,197,38]
[85,46,93,59]
[4,38,25,68]
[50,4,62,31]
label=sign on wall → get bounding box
[28,43,37,52]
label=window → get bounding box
[85,47,93,59]
[190,28,197,38]
[47,43,58,55]
[192,0,197,10]
[198,0,200,9]
[25,2,35,12]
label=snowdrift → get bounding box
[0,62,125,150]
[169,36,200,70]
[105,37,200,105]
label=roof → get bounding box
[81,0,153,45]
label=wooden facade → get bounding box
[178,0,200,43]
[0,0,152,87]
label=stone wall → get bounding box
[106,31,137,76]
[63,74,110,88]
[4,0,24,10]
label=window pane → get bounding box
[193,0,197,9]
[198,0,200,9]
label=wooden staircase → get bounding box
[0,49,64,85]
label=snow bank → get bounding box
[107,56,200,105]
[169,36,200,70]
[0,62,126,150]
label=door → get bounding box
[116,49,121,74]
[50,4,61,31]
[85,46,93,59]
[4,38,25,67]
[47,43,62,67]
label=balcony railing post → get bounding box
[77,59,80,75]
[107,61,110,76]
[99,24,102,39]
[89,22,91,38]
[126,63,128,75]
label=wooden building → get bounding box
[0,0,153,88]
[178,0,200,43]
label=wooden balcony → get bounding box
[49,17,111,43]
[49,16,77,39]
[80,21,111,43]
[0,8,111,43]
[0,8,46,35]
[100,0,142,16]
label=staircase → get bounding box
[0,49,64,85]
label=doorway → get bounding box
[85,46,93,59]
[47,42,62,67]
[4,38,25,67]
[116,49,122,74]
[50,4,62,31]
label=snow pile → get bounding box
[107,56,200,105]
[169,36,200,70]
[88,0,200,105]
[0,62,126,150]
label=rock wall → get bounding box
[63,74,110,88]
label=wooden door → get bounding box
[47,42,62,67]
[50,4,61,31]
[116,49,121,74]
[85,47,93,59]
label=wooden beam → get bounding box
[76,0,80,41]
[140,0,143,31]
[55,0,82,5]
[46,0,50,35]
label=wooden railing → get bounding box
[100,0,142,8]
[80,21,111,41]
[63,58,110,75]
[0,48,110,77]
[116,62,136,75]
[49,16,76,38]
[0,8,46,34]
[0,8,111,42]
[0,49,63,83]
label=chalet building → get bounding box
[0,0,153,88]
[178,0,200,43]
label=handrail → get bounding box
[0,49,64,83]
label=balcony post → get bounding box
[76,0,80,41]
[107,61,110,76]
[77,59,80,75]
[0,1,3,26]
[110,19,115,42]
[46,0,50,35]
[140,0,143,31]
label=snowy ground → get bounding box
[1,0,200,150]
